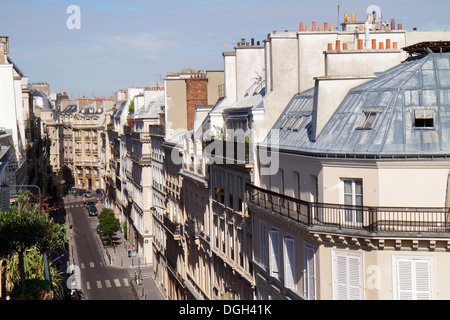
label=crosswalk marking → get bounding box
[90,262,95,268]
[81,263,85,269]
[86,278,130,290]
[141,271,153,279]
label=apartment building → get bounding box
[246,13,450,299]
[151,69,224,299]
[0,36,37,187]
[129,89,165,266]
[0,35,51,205]
[161,133,185,300]
[104,87,160,265]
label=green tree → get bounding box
[128,100,134,114]
[98,208,120,246]
[0,190,68,297]
[122,220,128,240]
[3,247,63,299]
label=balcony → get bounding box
[185,218,207,239]
[205,139,253,165]
[163,215,182,240]
[246,184,450,236]
[130,152,152,165]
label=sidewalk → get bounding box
[64,193,164,300]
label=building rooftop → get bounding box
[61,104,77,113]
[134,95,165,119]
[264,51,450,158]
[212,70,265,115]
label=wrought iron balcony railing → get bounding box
[205,139,253,165]
[246,183,450,235]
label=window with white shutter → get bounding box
[284,237,295,290]
[269,229,280,278]
[396,258,432,300]
[333,251,363,300]
[304,244,315,300]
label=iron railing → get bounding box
[163,214,182,240]
[205,139,253,164]
[245,183,450,234]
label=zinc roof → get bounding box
[264,52,450,158]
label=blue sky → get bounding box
[1,0,450,98]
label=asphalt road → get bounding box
[67,198,135,300]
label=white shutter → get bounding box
[305,245,315,300]
[348,255,362,300]
[335,253,349,300]
[334,252,362,300]
[397,259,431,300]
[398,259,414,300]
[415,260,431,300]
[284,237,295,289]
[269,229,280,277]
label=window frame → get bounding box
[356,111,378,130]
[413,109,435,129]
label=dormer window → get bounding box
[414,109,434,129]
[356,111,378,130]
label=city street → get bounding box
[65,195,136,300]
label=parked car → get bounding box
[84,191,92,198]
[95,189,104,194]
[97,225,103,234]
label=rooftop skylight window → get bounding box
[292,116,305,131]
[287,116,299,130]
[356,111,378,130]
[279,116,291,129]
[413,109,434,129]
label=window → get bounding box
[284,237,296,290]
[228,174,234,208]
[334,251,362,300]
[414,109,434,128]
[269,229,280,278]
[304,244,315,300]
[287,116,299,130]
[292,116,305,131]
[343,179,363,224]
[395,258,432,300]
[279,169,285,195]
[294,172,301,199]
[237,176,243,211]
[260,221,267,268]
[279,117,291,130]
[356,111,378,129]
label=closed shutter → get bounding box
[284,237,295,289]
[398,260,414,300]
[415,261,431,300]
[397,259,431,300]
[305,245,315,300]
[334,252,362,300]
[269,229,280,277]
[348,255,362,300]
